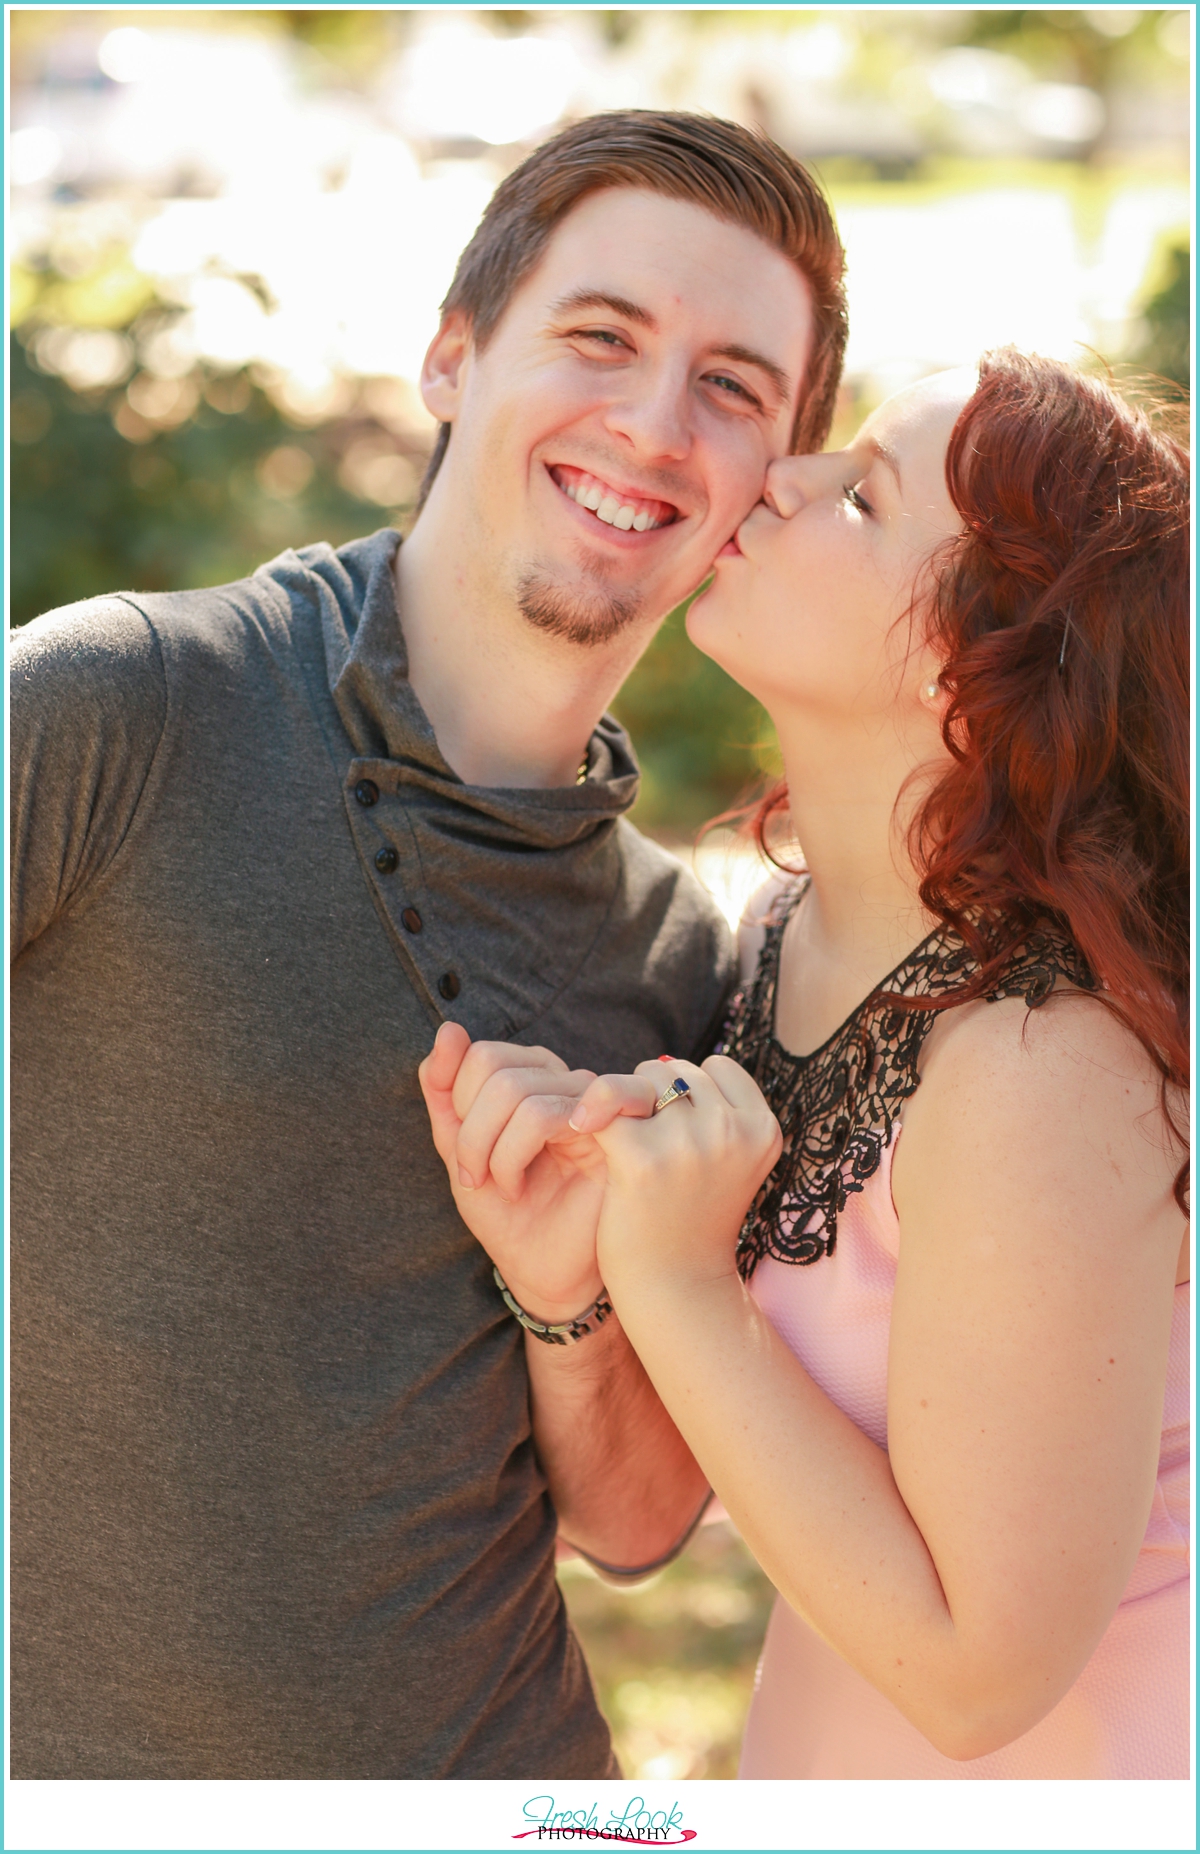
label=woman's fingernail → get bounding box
[568,1107,587,1132]
[657,1054,675,1062]
[457,1164,476,1190]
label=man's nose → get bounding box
[602,363,691,462]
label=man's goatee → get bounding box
[517,572,641,648]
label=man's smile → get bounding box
[548,463,681,535]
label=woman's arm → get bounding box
[588,993,1185,1758]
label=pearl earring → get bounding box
[921,680,940,704]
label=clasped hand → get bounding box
[418,1023,782,1324]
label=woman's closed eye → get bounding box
[843,482,873,515]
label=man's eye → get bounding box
[843,483,873,514]
[707,373,759,406]
[576,328,629,350]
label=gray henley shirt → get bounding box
[9,527,735,1778]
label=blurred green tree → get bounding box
[1131,237,1190,391]
[611,594,778,836]
[10,332,414,623]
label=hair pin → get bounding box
[1058,610,1073,672]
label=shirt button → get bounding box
[438,972,461,1001]
[374,846,398,874]
[401,907,423,934]
[354,779,379,807]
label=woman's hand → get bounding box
[419,1032,781,1320]
[418,1022,610,1323]
[571,1055,783,1297]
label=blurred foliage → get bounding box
[956,6,1182,91]
[613,593,779,837]
[269,9,400,73]
[559,1520,776,1780]
[10,308,428,626]
[1131,236,1190,391]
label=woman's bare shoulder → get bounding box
[903,986,1187,1227]
[920,984,1170,1103]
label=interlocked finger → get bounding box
[457,1065,596,1189]
[487,1094,597,1201]
[567,1072,659,1135]
[451,1040,571,1120]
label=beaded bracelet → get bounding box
[493,1265,613,1346]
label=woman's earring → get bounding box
[921,680,941,704]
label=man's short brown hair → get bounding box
[417,110,848,507]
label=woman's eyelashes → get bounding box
[843,482,874,515]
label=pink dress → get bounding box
[739,1130,1191,1779]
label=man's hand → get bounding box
[420,1025,712,1570]
[418,1022,608,1322]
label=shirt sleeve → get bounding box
[9,596,167,960]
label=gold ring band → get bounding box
[652,1077,692,1115]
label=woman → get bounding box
[423,351,1190,1777]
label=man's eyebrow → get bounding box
[712,343,792,405]
[548,288,657,329]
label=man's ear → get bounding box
[420,310,473,423]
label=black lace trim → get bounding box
[718,882,1096,1279]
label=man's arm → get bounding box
[524,1317,711,1577]
[419,1024,710,1572]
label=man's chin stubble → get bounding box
[516,570,643,649]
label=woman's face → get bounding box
[687,369,975,724]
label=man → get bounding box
[10,111,846,1778]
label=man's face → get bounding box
[420,187,815,647]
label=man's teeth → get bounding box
[561,473,667,532]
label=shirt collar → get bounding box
[305,528,642,849]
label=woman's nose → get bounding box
[763,452,847,518]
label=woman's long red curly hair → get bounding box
[756,349,1191,1204]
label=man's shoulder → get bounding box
[612,820,725,925]
[14,569,281,681]
[11,594,166,721]
[609,818,735,978]
[122,543,329,652]
[12,529,398,697]
[556,819,734,1064]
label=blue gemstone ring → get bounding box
[651,1076,692,1116]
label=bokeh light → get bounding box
[12,9,1189,409]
